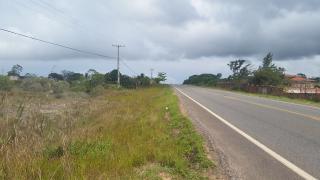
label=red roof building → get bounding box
[285,74,318,93]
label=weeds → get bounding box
[0,87,213,179]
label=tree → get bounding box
[0,75,13,91]
[227,60,251,89]
[297,73,307,78]
[216,73,222,79]
[154,72,167,84]
[90,72,104,85]
[85,69,98,79]
[313,77,320,83]
[251,53,285,86]
[62,70,84,83]
[24,73,37,78]
[183,73,222,86]
[228,60,251,80]
[48,73,64,81]
[136,73,150,87]
[121,75,136,88]
[105,69,119,84]
[7,64,23,76]
[262,53,275,69]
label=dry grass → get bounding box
[0,87,213,179]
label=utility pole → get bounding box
[112,44,125,88]
[150,68,154,84]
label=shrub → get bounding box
[68,140,111,159]
[43,146,64,159]
[0,75,13,91]
[20,77,52,92]
[69,80,87,92]
[88,85,105,96]
[52,81,69,97]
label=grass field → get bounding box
[0,86,213,179]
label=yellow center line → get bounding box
[224,96,320,122]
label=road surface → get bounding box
[175,85,320,180]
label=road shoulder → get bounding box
[175,89,237,179]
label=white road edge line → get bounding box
[175,87,317,180]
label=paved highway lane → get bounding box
[175,85,320,179]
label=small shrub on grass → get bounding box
[20,77,51,92]
[0,76,13,91]
[69,80,87,92]
[52,81,69,94]
[68,140,111,159]
[43,146,64,159]
[88,85,105,96]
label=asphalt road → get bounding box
[175,85,320,180]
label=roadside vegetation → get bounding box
[3,64,167,92]
[0,65,213,179]
[183,52,320,104]
[226,89,320,108]
[183,53,294,88]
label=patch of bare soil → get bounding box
[159,172,172,180]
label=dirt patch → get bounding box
[159,172,172,180]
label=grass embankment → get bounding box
[241,91,320,108]
[219,88,320,108]
[0,87,213,179]
[201,85,320,108]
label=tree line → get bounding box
[0,65,167,93]
[184,53,320,88]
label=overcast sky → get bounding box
[1,0,320,83]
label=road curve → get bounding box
[175,85,320,180]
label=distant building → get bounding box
[285,75,319,93]
[8,75,19,81]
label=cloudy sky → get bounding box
[1,0,320,83]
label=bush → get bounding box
[68,140,111,159]
[52,81,70,98]
[88,85,105,96]
[43,146,64,159]
[69,80,87,92]
[183,74,222,86]
[20,77,52,92]
[0,75,13,91]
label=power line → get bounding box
[0,28,140,76]
[120,58,139,76]
[1,27,140,79]
[12,0,94,39]
[32,0,66,14]
[11,0,123,56]
[28,0,81,27]
[0,28,116,59]
[11,0,77,28]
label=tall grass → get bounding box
[0,87,213,179]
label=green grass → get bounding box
[221,88,320,108]
[203,85,320,108]
[0,86,213,179]
[244,92,319,107]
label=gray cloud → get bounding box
[1,0,320,81]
